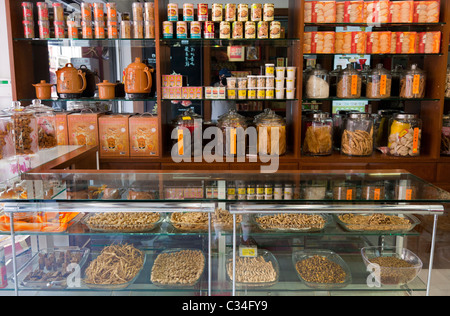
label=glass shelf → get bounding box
[163,98,298,102]
[161,38,300,47]
[304,53,443,57]
[20,97,157,103]
[302,97,440,102]
[14,38,156,48]
[305,22,445,28]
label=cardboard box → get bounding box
[67,113,101,147]
[413,1,440,23]
[304,1,337,23]
[336,1,364,23]
[129,114,159,157]
[418,31,441,54]
[162,75,184,87]
[98,114,130,157]
[55,112,69,146]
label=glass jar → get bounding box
[341,112,374,156]
[10,101,39,155]
[255,109,286,156]
[332,180,358,200]
[301,180,327,200]
[172,108,203,157]
[374,109,401,151]
[218,109,247,157]
[361,180,386,200]
[337,64,362,99]
[0,113,15,160]
[388,113,422,157]
[394,179,418,200]
[366,64,392,99]
[400,64,426,99]
[329,65,342,97]
[332,110,358,151]
[441,114,450,156]
[302,112,333,156]
[304,64,330,99]
[29,99,57,150]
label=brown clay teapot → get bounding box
[56,63,87,98]
[123,57,154,97]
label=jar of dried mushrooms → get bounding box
[366,64,392,99]
[388,113,422,157]
[400,64,426,99]
[302,111,333,156]
[341,112,374,157]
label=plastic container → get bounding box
[337,64,362,99]
[332,110,358,151]
[302,112,333,156]
[255,109,286,156]
[341,112,374,156]
[10,101,39,155]
[361,246,422,286]
[336,213,420,233]
[388,113,422,157]
[366,64,392,99]
[304,64,329,99]
[400,64,426,99]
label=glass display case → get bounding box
[0,170,447,296]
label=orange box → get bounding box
[129,114,159,157]
[390,1,414,23]
[413,1,440,23]
[303,32,335,54]
[98,114,130,157]
[366,31,391,54]
[336,1,364,23]
[304,1,336,23]
[55,112,69,146]
[335,31,366,54]
[418,31,441,54]
[67,113,101,147]
[393,32,418,54]
[364,1,390,23]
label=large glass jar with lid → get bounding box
[29,99,57,150]
[341,112,374,156]
[302,112,333,156]
[388,113,422,157]
[366,64,392,99]
[337,64,362,99]
[0,113,15,160]
[172,108,203,157]
[400,64,426,99]
[255,109,286,156]
[9,101,39,155]
[218,109,248,157]
[304,64,330,99]
[374,109,402,151]
[391,64,404,97]
[441,114,450,156]
[332,110,358,151]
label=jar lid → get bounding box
[405,64,425,75]
[370,63,390,76]
[378,109,401,116]
[347,112,372,120]
[341,63,359,76]
[306,111,330,120]
[393,113,419,120]
[309,64,328,76]
[218,109,247,128]
[97,80,117,87]
[256,109,285,126]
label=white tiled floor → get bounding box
[414,269,450,296]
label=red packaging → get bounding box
[365,32,391,54]
[54,21,65,39]
[304,32,335,54]
[393,32,418,54]
[204,21,215,38]
[335,31,366,54]
[418,31,441,54]
[304,1,337,23]
[38,20,50,39]
[37,2,49,21]
[413,1,440,23]
[198,3,209,21]
[336,1,364,23]
[23,20,35,39]
[22,2,33,21]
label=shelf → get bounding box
[299,151,438,164]
[302,97,440,102]
[163,98,298,102]
[304,53,443,57]
[20,97,157,103]
[305,22,445,28]
[160,38,300,47]
[13,38,156,48]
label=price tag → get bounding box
[177,129,184,156]
[351,75,358,95]
[412,74,421,95]
[239,245,257,257]
[346,189,353,200]
[412,127,420,154]
[229,128,237,155]
[380,75,387,95]
[405,189,412,200]
[373,188,381,200]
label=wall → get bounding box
[0,0,12,108]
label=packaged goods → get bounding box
[392,32,418,54]
[198,3,208,21]
[183,3,194,21]
[98,114,130,157]
[176,21,187,39]
[364,1,390,23]
[365,32,391,54]
[270,21,281,38]
[55,112,69,146]
[204,21,215,38]
[245,21,256,38]
[129,114,159,157]
[388,113,422,157]
[232,21,244,39]
[190,21,201,39]
[263,3,275,21]
[336,1,364,23]
[303,32,335,54]
[335,31,365,54]
[417,31,441,54]
[212,3,223,21]
[53,3,65,21]
[238,4,249,21]
[67,112,100,147]
[106,3,118,22]
[413,1,440,23]
[37,2,49,21]
[162,21,173,39]
[93,3,104,22]
[167,3,178,21]
[251,3,263,21]
[225,3,236,21]
[304,1,337,23]
[23,21,35,39]
[390,1,414,23]
[257,21,269,39]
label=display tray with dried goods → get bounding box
[17,247,90,290]
[292,249,352,289]
[169,212,210,232]
[253,213,330,232]
[226,249,279,288]
[83,243,146,290]
[212,208,242,231]
[335,213,420,233]
[82,212,163,233]
[150,248,205,288]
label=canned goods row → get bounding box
[227,183,294,200]
[226,88,276,100]
[167,3,275,22]
[227,76,275,89]
[163,21,215,39]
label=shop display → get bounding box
[84,212,161,232]
[123,58,154,99]
[254,213,327,231]
[366,63,392,99]
[227,250,278,286]
[388,113,422,157]
[302,112,333,156]
[170,212,209,231]
[341,112,373,156]
[29,100,57,150]
[336,213,419,232]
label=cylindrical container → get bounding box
[204,21,215,38]
[225,3,236,22]
[275,88,285,99]
[256,109,286,155]
[232,21,243,39]
[248,88,257,99]
[176,21,187,39]
[133,21,144,39]
[0,114,15,161]
[286,88,296,99]
[37,2,49,21]
[388,113,422,157]
[442,115,450,156]
[251,3,263,21]
[144,2,155,21]
[337,64,362,98]
[237,77,247,89]
[302,180,327,200]
[23,20,35,39]
[286,67,297,79]
[248,76,257,88]
[237,88,247,100]
[400,64,426,99]
[341,112,374,156]
[29,100,57,150]
[245,21,256,38]
[82,21,93,39]
[133,2,144,21]
[302,112,333,156]
[257,76,266,88]
[81,2,92,22]
[227,89,236,99]
[190,21,202,39]
[10,102,39,155]
[54,21,66,39]
[333,180,358,200]
[22,2,34,21]
[332,110,358,151]
[198,3,209,21]
[284,184,293,200]
[257,21,269,38]
[167,3,179,21]
[264,184,273,200]
[266,88,274,99]
[275,78,284,89]
[220,21,231,39]
[94,21,105,39]
[265,64,275,76]
[374,109,401,150]
[274,183,283,200]
[97,80,117,100]
[270,21,281,38]
[108,21,119,39]
[238,4,249,21]
[38,20,50,39]
[106,3,118,22]
[361,181,386,200]
[212,3,223,22]
[93,3,104,22]
[276,67,286,78]
[218,109,247,157]
[366,64,392,99]
[183,3,194,21]
[67,20,78,39]
[265,76,275,88]
[305,64,329,99]
[263,3,275,21]
[121,21,132,38]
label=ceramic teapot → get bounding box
[123,57,154,97]
[56,63,87,98]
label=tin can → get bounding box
[212,3,223,22]
[162,21,173,38]
[198,3,208,21]
[38,20,50,39]
[245,21,256,39]
[232,21,243,39]
[133,21,144,39]
[121,20,132,38]
[220,21,231,39]
[0,246,7,289]
[107,21,118,39]
[81,2,92,21]
[94,21,105,39]
[133,2,144,21]
[251,3,262,21]
[263,3,275,22]
[93,3,104,22]
[168,3,179,21]
[106,3,118,22]
[55,21,66,38]
[258,21,269,39]
[67,20,78,39]
[53,3,65,22]
[190,21,202,39]
[22,20,34,38]
[22,2,34,21]
[238,4,249,22]
[145,20,155,39]
[204,21,215,38]
[82,21,92,39]
[225,3,236,21]
[183,3,194,21]
[270,21,281,39]
[37,2,49,21]
[145,2,155,21]
[176,21,187,39]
